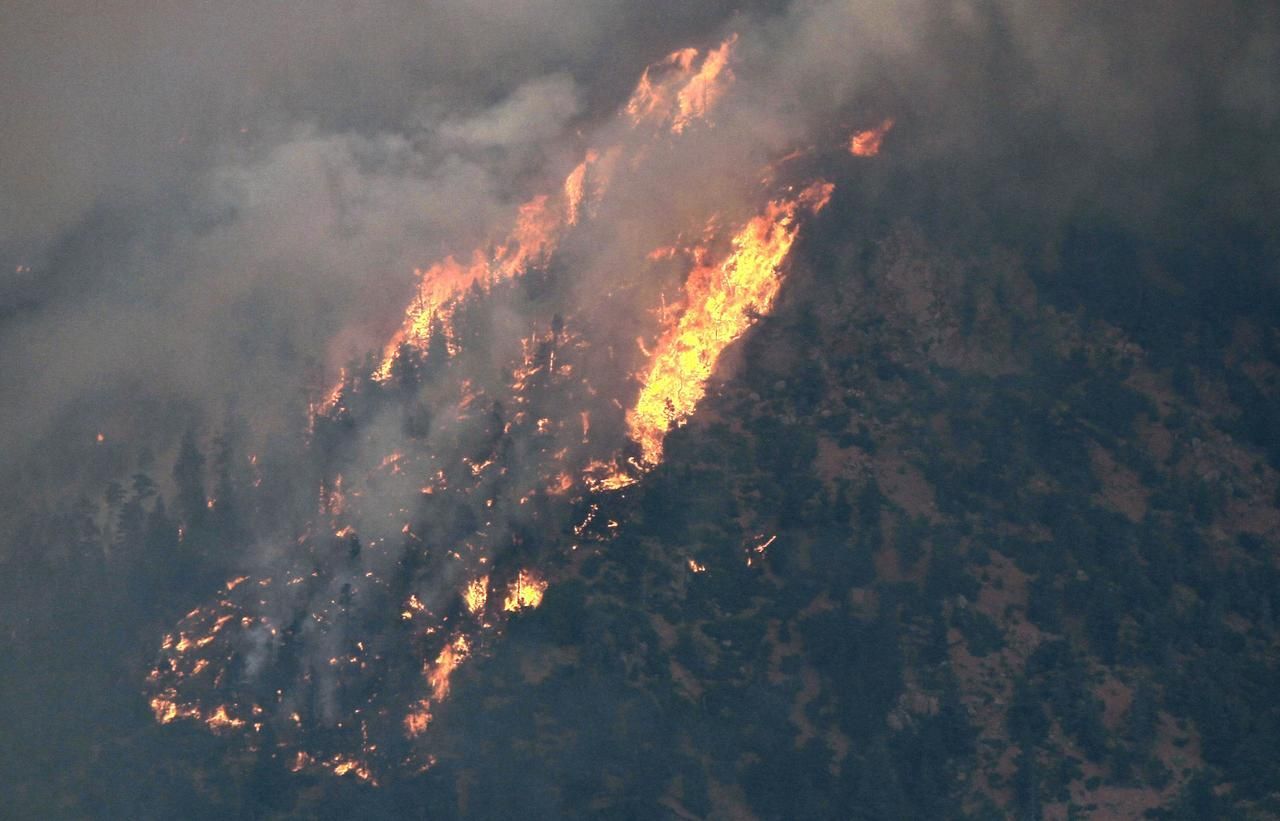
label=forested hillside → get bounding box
[5,189,1280,818]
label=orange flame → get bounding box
[564,149,597,226]
[547,472,575,495]
[373,194,562,381]
[311,367,346,420]
[404,702,432,737]
[583,458,637,492]
[327,755,376,783]
[405,633,474,738]
[672,35,736,134]
[626,48,698,125]
[429,634,471,703]
[849,118,894,157]
[627,36,736,133]
[463,575,488,616]
[148,34,843,783]
[310,36,738,409]
[627,181,834,464]
[503,569,548,611]
[205,704,246,731]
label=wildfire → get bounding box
[564,149,598,226]
[369,191,567,385]
[547,472,575,495]
[311,368,346,421]
[326,755,376,783]
[401,593,428,621]
[309,35,738,413]
[747,533,778,567]
[205,704,246,730]
[627,181,834,464]
[627,36,736,133]
[377,451,405,474]
[503,569,548,612]
[849,118,895,157]
[148,689,246,733]
[672,35,736,134]
[150,691,181,723]
[404,704,432,737]
[404,633,473,737]
[428,635,471,702]
[463,575,488,616]
[627,47,696,125]
[583,459,638,492]
[148,31,851,787]
[323,474,346,516]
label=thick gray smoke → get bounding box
[3,0,1277,475]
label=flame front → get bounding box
[353,35,739,390]
[626,181,834,464]
[672,35,736,134]
[372,195,562,382]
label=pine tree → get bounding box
[173,429,207,528]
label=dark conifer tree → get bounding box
[173,429,207,529]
